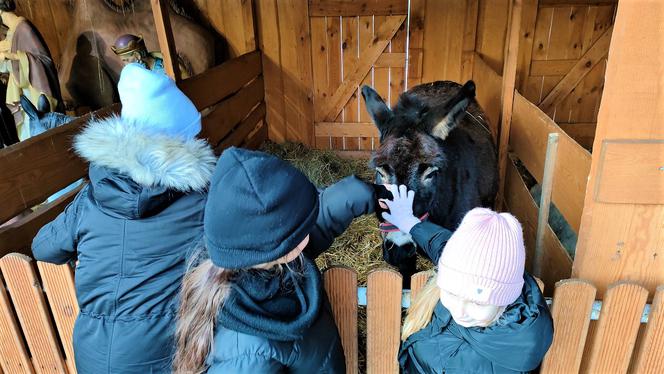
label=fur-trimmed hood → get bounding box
[74,115,216,192]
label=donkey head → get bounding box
[362,81,476,218]
[22,95,74,136]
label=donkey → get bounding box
[361,80,498,283]
[21,95,84,203]
[21,95,75,137]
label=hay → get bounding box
[261,141,386,284]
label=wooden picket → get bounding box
[0,255,66,374]
[540,280,596,374]
[582,282,648,373]
[0,274,33,373]
[36,263,78,374]
[366,269,402,374]
[632,286,664,373]
[410,271,432,301]
[323,267,359,374]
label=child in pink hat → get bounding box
[381,185,553,373]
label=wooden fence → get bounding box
[0,49,267,374]
[2,263,660,373]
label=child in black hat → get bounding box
[174,147,376,373]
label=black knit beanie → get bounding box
[204,147,319,268]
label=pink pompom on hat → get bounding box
[436,208,526,306]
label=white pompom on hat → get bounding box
[118,63,201,140]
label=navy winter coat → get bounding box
[205,175,376,373]
[32,116,216,374]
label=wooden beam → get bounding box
[540,0,617,6]
[319,15,406,122]
[516,0,539,91]
[558,122,596,150]
[277,0,316,145]
[308,0,407,16]
[374,53,406,68]
[572,0,664,295]
[460,0,480,82]
[315,122,379,138]
[496,0,523,210]
[472,53,503,142]
[538,26,612,112]
[151,0,180,81]
[534,133,560,277]
[530,59,577,76]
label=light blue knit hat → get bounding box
[118,63,201,140]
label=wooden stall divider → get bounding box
[178,51,262,111]
[366,269,402,374]
[0,254,67,374]
[471,53,502,142]
[323,267,359,374]
[509,92,591,233]
[504,157,572,291]
[0,105,118,225]
[540,279,596,374]
[308,0,408,17]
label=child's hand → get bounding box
[380,184,421,234]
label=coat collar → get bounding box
[74,115,216,192]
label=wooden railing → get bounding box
[0,50,267,373]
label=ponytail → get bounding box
[173,258,234,373]
[402,271,439,341]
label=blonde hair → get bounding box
[402,271,440,341]
[173,247,303,374]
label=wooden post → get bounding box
[496,0,523,210]
[151,0,180,81]
[534,133,559,276]
[571,0,664,296]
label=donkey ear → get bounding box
[20,95,40,122]
[361,85,393,131]
[427,80,476,140]
[37,94,51,114]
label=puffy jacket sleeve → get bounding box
[409,221,453,264]
[207,355,285,374]
[31,187,86,264]
[305,175,375,259]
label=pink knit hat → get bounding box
[436,208,525,306]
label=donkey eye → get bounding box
[422,166,439,180]
[376,166,390,181]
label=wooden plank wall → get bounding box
[572,0,664,297]
[518,1,617,150]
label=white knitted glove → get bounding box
[381,184,421,234]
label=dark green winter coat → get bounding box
[205,175,376,374]
[399,273,553,374]
[400,220,554,373]
[32,116,217,374]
